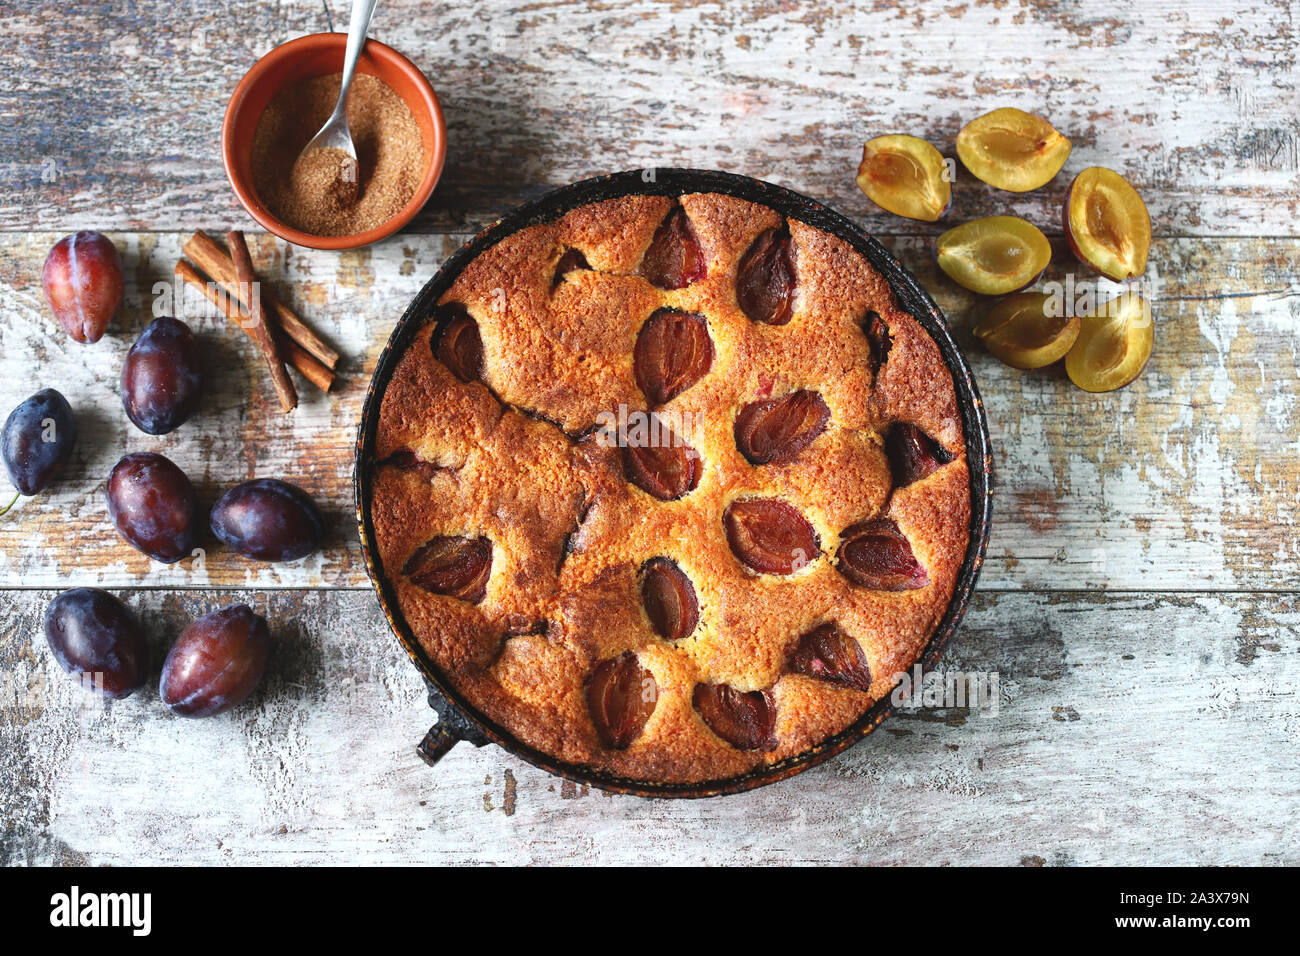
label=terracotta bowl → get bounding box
[222,33,446,250]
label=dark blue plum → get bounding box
[106,452,199,563]
[2,388,78,495]
[120,316,203,435]
[209,478,324,562]
[44,588,147,698]
[160,604,270,717]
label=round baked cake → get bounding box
[369,191,971,784]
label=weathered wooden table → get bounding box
[2,0,1297,866]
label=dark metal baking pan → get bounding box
[355,168,994,798]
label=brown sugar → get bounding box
[288,146,359,225]
[251,72,423,237]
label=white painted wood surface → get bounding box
[1,233,1295,592]
[1,0,1297,865]
[3,590,1296,865]
[0,1,1297,236]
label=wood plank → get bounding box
[0,232,1296,591]
[2,588,1294,865]
[0,1,1296,236]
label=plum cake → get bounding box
[369,191,971,784]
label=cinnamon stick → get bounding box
[270,328,335,394]
[183,231,339,370]
[174,261,335,392]
[226,232,298,413]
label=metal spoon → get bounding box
[296,0,381,175]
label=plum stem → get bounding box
[0,490,19,517]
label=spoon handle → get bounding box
[336,0,380,116]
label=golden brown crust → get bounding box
[370,192,971,783]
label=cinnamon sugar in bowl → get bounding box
[223,34,446,250]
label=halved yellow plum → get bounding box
[1065,293,1153,392]
[856,134,951,222]
[956,108,1072,192]
[936,215,1051,295]
[1063,167,1151,281]
[974,292,1080,369]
